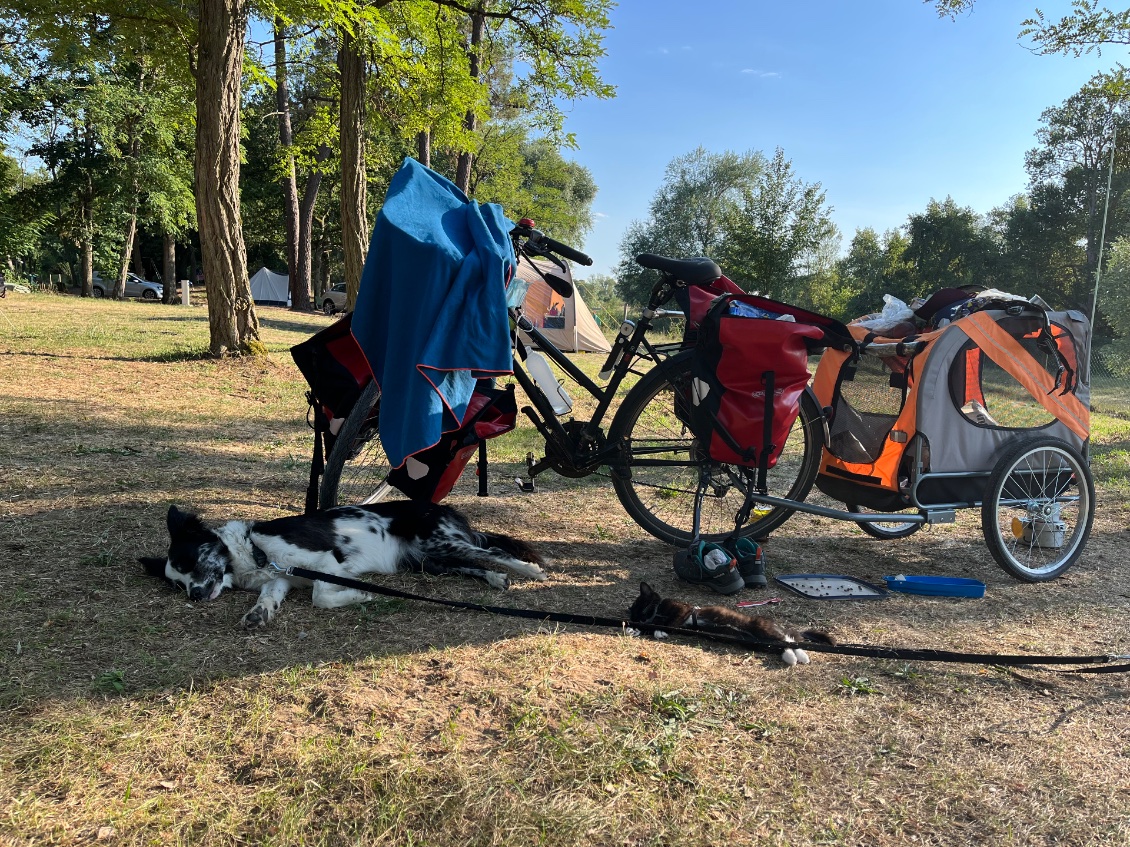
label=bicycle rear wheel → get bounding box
[319,381,395,509]
[609,351,823,545]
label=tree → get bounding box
[614,147,764,305]
[333,0,613,301]
[932,0,1130,57]
[902,196,1001,294]
[836,227,914,319]
[721,148,837,304]
[1096,235,1130,373]
[1022,72,1130,309]
[195,0,260,353]
[472,132,597,245]
[614,147,837,307]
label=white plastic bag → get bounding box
[854,295,915,334]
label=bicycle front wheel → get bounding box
[608,351,823,545]
[319,381,395,509]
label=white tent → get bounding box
[516,257,612,354]
[249,267,290,307]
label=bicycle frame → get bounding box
[507,275,681,479]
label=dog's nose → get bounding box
[188,585,208,602]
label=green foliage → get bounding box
[1099,236,1130,346]
[932,0,1130,58]
[614,147,837,307]
[0,10,195,283]
[573,272,622,327]
[903,197,1000,292]
[473,130,597,245]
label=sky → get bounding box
[558,1,1115,279]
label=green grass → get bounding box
[1,293,1129,847]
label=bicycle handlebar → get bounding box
[511,219,593,266]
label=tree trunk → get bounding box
[274,18,306,311]
[454,12,484,195]
[80,199,94,298]
[131,229,145,276]
[298,143,332,309]
[116,209,137,299]
[196,0,259,355]
[417,129,431,168]
[339,28,367,307]
[162,233,177,304]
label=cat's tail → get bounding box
[477,531,544,565]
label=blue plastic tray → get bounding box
[883,575,985,598]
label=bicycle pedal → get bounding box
[513,477,537,493]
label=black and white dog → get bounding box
[141,502,547,627]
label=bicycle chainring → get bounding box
[546,420,607,478]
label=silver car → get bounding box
[91,272,164,300]
[320,282,348,315]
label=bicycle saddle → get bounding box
[635,254,722,286]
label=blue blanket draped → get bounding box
[351,158,515,469]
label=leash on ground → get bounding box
[277,564,1130,676]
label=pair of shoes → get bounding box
[725,537,767,588]
[672,541,744,595]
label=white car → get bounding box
[320,282,348,315]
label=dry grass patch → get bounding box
[1,293,1129,846]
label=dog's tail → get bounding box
[799,629,837,646]
[476,531,544,565]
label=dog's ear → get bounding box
[139,556,177,589]
[167,505,209,540]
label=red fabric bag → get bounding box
[386,382,517,502]
[690,294,848,468]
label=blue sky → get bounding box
[560,1,1113,278]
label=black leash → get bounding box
[277,564,1128,675]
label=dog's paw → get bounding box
[484,572,511,590]
[241,605,271,629]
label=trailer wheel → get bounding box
[846,504,922,540]
[981,437,1094,582]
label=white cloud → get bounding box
[741,69,780,78]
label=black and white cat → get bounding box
[628,581,837,666]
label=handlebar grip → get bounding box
[542,236,593,266]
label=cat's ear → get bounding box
[639,581,657,597]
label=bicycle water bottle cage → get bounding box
[635,254,722,286]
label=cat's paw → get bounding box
[793,649,810,665]
[781,648,798,666]
[624,627,642,638]
[652,630,669,640]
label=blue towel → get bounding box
[352,158,515,469]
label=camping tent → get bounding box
[249,267,291,307]
[516,257,612,353]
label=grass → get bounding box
[1,292,1129,846]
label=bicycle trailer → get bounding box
[679,281,1095,584]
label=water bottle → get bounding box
[526,350,573,416]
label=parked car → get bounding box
[320,282,348,315]
[91,272,164,301]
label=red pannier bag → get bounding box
[290,315,517,508]
[290,312,373,427]
[386,382,517,502]
[690,293,850,470]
